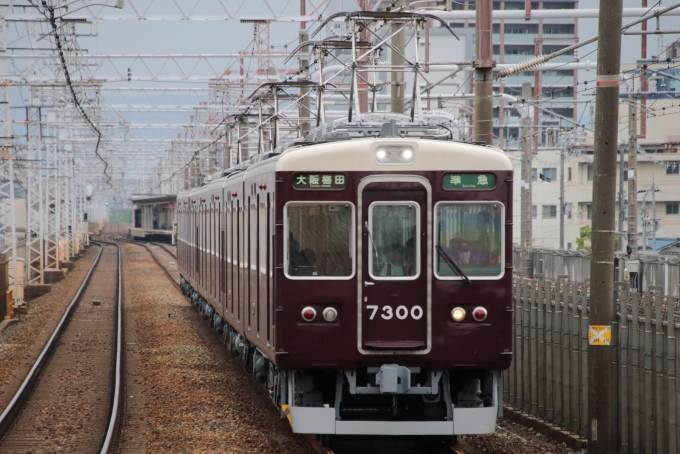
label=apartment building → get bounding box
[447,0,580,149]
[510,65,680,251]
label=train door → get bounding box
[359,177,431,353]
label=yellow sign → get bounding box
[588,325,612,346]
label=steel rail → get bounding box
[100,240,124,454]
[0,242,106,436]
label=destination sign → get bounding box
[293,173,347,190]
[443,173,496,190]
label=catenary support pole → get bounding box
[588,0,623,452]
[520,82,532,277]
[627,97,638,258]
[651,175,657,251]
[560,138,565,249]
[474,0,494,145]
[390,0,405,114]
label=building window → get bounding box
[505,45,534,55]
[667,203,679,215]
[541,168,557,181]
[531,168,537,181]
[542,205,557,219]
[587,203,593,220]
[532,205,537,219]
[667,163,679,174]
[567,242,572,250]
[568,167,572,181]
[543,24,575,34]
[587,164,594,181]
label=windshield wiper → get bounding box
[436,245,471,284]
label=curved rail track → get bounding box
[0,241,124,454]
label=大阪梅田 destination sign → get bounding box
[293,173,347,189]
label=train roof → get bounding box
[180,114,512,196]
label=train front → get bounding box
[273,136,513,436]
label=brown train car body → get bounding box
[177,137,513,437]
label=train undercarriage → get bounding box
[180,277,503,436]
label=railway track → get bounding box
[0,242,124,453]
[134,241,469,454]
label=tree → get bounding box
[575,224,617,252]
[576,225,592,252]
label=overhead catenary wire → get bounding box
[27,0,112,184]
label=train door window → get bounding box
[368,202,419,280]
[250,200,257,273]
[227,204,232,264]
[259,198,267,336]
[266,193,272,339]
[220,205,225,296]
[230,200,236,315]
[195,220,200,274]
[250,198,257,330]
[434,202,505,280]
[237,200,241,320]
[256,195,262,335]
[259,199,267,275]
[284,202,355,279]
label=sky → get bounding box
[40,0,680,185]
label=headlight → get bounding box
[397,149,413,162]
[451,307,466,322]
[376,149,391,162]
[322,307,338,322]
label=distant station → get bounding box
[129,194,176,244]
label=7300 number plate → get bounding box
[366,305,423,321]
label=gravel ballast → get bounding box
[118,243,308,453]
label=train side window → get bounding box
[284,202,355,280]
[434,202,505,280]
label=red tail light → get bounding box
[472,307,488,322]
[301,307,316,322]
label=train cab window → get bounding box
[284,202,355,279]
[368,203,419,280]
[435,202,504,279]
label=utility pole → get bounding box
[298,1,311,137]
[618,142,625,252]
[390,0,405,114]
[520,82,532,277]
[473,0,494,145]
[651,176,657,251]
[588,0,623,452]
[641,191,648,253]
[627,96,638,257]
[559,137,566,249]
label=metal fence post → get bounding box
[668,298,677,453]
[545,280,555,422]
[632,292,641,453]
[537,279,546,419]
[654,294,665,453]
[620,288,630,454]
[643,294,653,452]
[611,286,621,449]
[523,278,531,412]
[530,277,539,415]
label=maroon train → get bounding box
[177,117,513,437]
